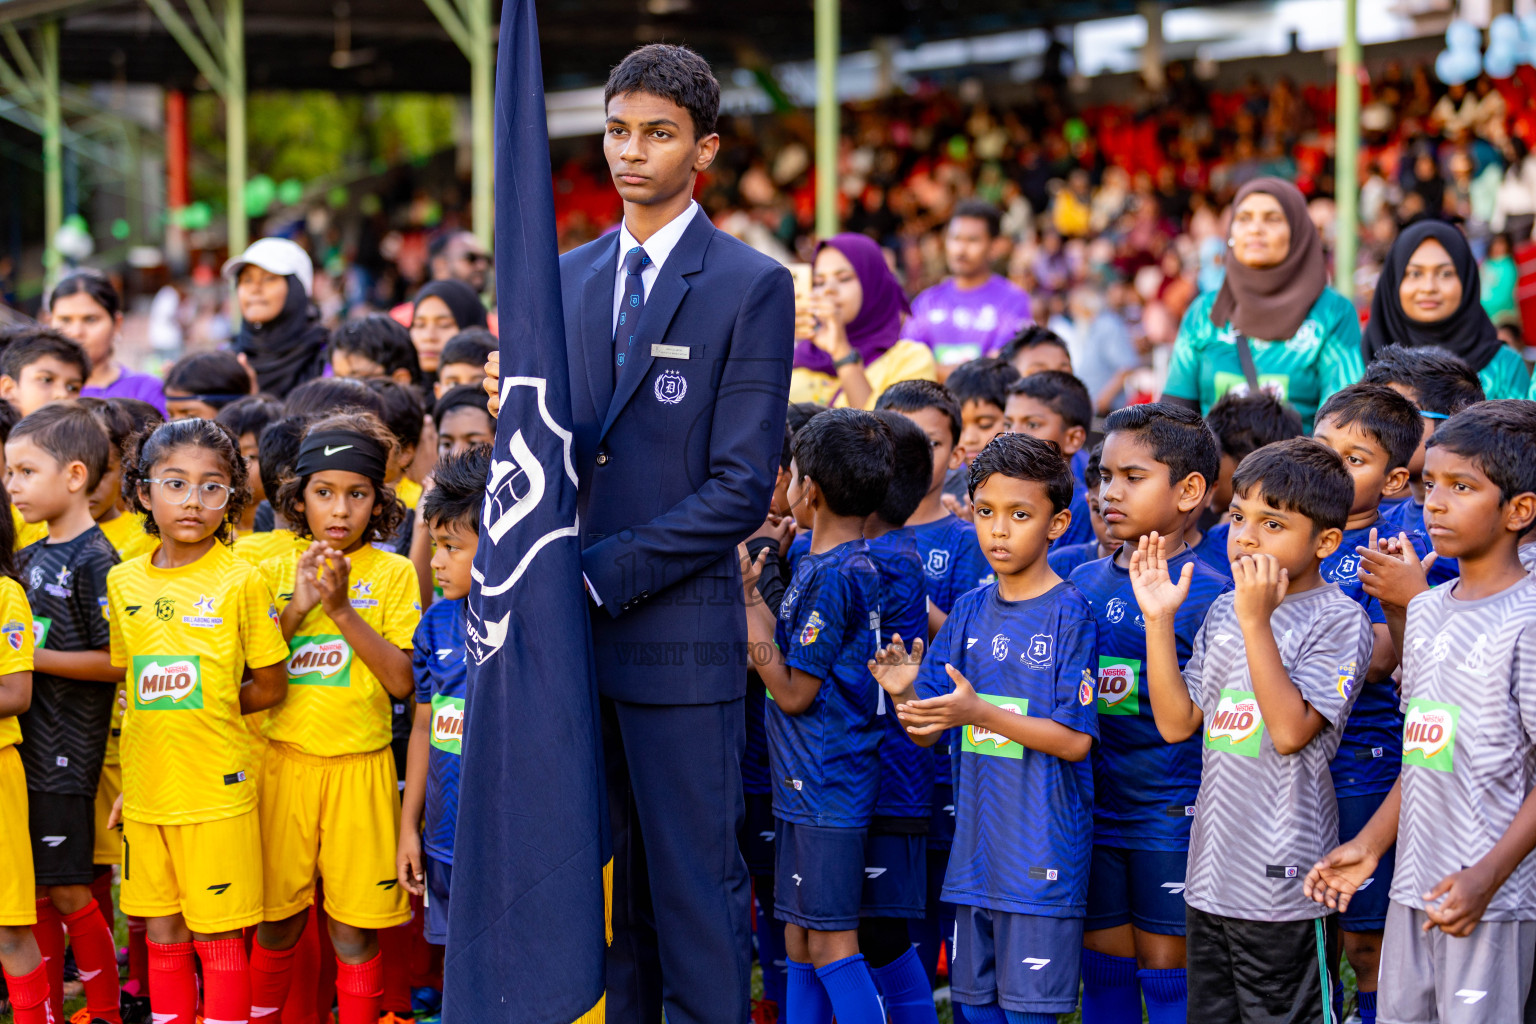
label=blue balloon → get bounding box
[1446,18,1482,52]
[1436,48,1473,85]
[1491,13,1521,44]
[1457,47,1484,81]
[1486,49,1517,80]
[1523,11,1536,41]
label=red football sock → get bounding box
[280,911,319,1024]
[250,941,296,1023]
[89,868,115,929]
[62,898,122,1023]
[31,898,65,1024]
[377,921,411,1014]
[147,940,199,1024]
[196,937,251,1024]
[3,960,55,1024]
[334,953,382,1024]
[126,916,149,995]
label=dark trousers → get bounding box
[602,696,751,1024]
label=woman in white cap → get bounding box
[223,237,329,398]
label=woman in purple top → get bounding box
[46,269,168,414]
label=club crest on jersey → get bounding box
[2,620,24,651]
[654,369,687,405]
[181,594,223,629]
[349,580,378,609]
[962,693,1029,759]
[287,635,353,687]
[1022,633,1054,668]
[45,566,72,599]
[27,566,42,590]
[1336,660,1357,700]
[1205,690,1264,757]
[155,598,175,621]
[1403,699,1460,773]
[1105,598,1127,624]
[430,694,465,755]
[990,633,1010,661]
[1430,630,1452,662]
[924,549,949,577]
[1097,657,1141,715]
[799,610,826,646]
[133,655,203,710]
[1078,669,1094,706]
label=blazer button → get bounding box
[595,452,609,466]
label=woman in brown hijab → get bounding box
[1161,177,1365,429]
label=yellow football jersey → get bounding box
[0,577,34,750]
[260,545,420,757]
[98,512,159,562]
[12,506,46,551]
[109,542,290,825]
[395,476,423,510]
[233,529,308,567]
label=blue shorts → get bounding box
[1338,791,1394,932]
[928,782,955,850]
[950,904,1084,1014]
[774,819,866,931]
[423,855,452,945]
[1084,844,1188,935]
[860,831,926,919]
[741,792,776,877]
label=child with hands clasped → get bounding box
[1128,437,1373,1024]
[250,412,421,1024]
[1307,402,1536,1024]
[870,433,1099,1024]
[107,418,291,1024]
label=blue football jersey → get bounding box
[768,539,885,827]
[1070,447,1089,489]
[413,597,468,864]
[1071,548,1232,851]
[1192,522,1230,578]
[786,531,813,578]
[1047,541,1101,579]
[1050,482,1094,551]
[867,528,936,821]
[1386,499,1458,586]
[917,582,1099,916]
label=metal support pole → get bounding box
[814,0,838,238]
[1334,0,1359,294]
[40,20,60,276]
[225,0,246,254]
[467,0,493,247]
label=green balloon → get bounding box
[277,178,304,206]
[246,175,276,217]
[1064,118,1087,144]
[63,213,88,233]
[111,218,131,240]
[327,186,349,209]
[181,202,212,231]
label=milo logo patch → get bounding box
[1403,699,1460,773]
[133,655,203,710]
[287,635,352,687]
[961,693,1029,760]
[1205,689,1264,758]
[431,694,465,755]
[1097,656,1140,716]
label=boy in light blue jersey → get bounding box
[1001,371,1094,550]
[873,433,1098,1024]
[1071,404,1231,1024]
[744,409,893,1024]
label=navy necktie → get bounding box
[616,245,650,371]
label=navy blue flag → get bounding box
[444,0,608,1020]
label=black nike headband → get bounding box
[292,429,390,484]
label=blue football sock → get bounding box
[1357,989,1377,1024]
[871,947,938,1024]
[955,1003,1008,1024]
[1137,967,1187,1024]
[755,894,787,1007]
[1002,1013,1054,1024]
[784,959,832,1024]
[1080,949,1140,1023]
[814,954,885,1024]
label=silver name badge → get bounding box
[651,344,691,359]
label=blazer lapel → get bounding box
[578,234,619,421]
[599,214,712,439]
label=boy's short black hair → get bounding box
[9,401,110,491]
[998,324,1071,367]
[950,199,1002,238]
[790,408,893,518]
[1361,345,1485,416]
[1204,391,1305,463]
[163,350,250,409]
[946,357,1020,413]
[1231,437,1353,533]
[1427,400,1536,504]
[283,376,386,420]
[1084,441,1104,489]
[1315,383,1423,472]
[778,422,794,472]
[785,401,824,437]
[604,43,720,140]
[967,432,1075,513]
[0,398,20,444]
[1007,370,1092,432]
[1103,402,1221,488]
[433,384,493,431]
[77,396,136,454]
[0,327,90,383]
[215,395,284,447]
[875,379,962,445]
[439,328,497,371]
[365,379,425,452]
[871,410,932,527]
[422,443,492,534]
[258,415,311,504]
[110,398,164,433]
[329,314,422,386]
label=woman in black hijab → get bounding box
[224,238,329,398]
[410,279,489,384]
[1363,220,1530,398]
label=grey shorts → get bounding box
[1379,900,1536,1024]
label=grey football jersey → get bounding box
[1520,542,1536,575]
[1392,575,1536,921]
[1182,583,1373,921]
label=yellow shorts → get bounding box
[260,742,408,929]
[0,746,36,925]
[94,761,123,865]
[121,809,263,932]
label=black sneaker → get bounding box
[119,990,152,1024]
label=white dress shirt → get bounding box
[610,200,701,336]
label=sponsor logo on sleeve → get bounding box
[429,694,465,755]
[1205,689,1264,758]
[133,655,203,710]
[961,693,1029,759]
[1097,656,1141,715]
[1402,698,1460,773]
[2,619,26,651]
[1336,660,1358,701]
[798,610,825,646]
[286,635,353,687]
[1078,669,1095,706]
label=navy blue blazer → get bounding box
[560,212,793,704]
